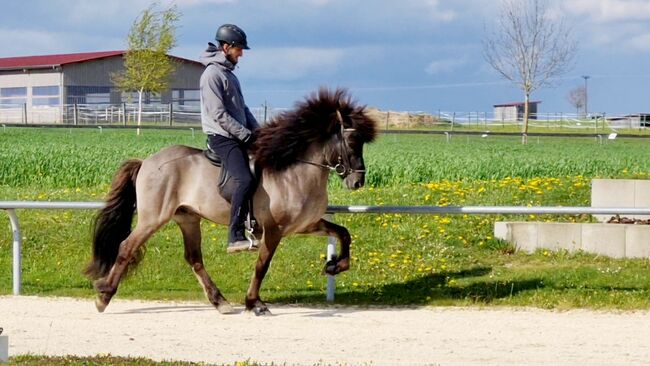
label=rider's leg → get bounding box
[207,135,256,253]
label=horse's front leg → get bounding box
[299,219,352,275]
[245,227,281,316]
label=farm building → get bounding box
[0,50,203,123]
[606,113,650,129]
[493,101,541,121]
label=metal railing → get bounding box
[3,201,650,300]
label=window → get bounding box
[32,85,60,106]
[0,87,27,106]
[33,86,59,96]
[0,87,27,98]
[67,86,110,104]
[32,97,60,106]
[172,89,200,106]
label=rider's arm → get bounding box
[202,74,253,142]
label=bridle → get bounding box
[297,110,366,178]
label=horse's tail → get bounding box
[84,159,142,280]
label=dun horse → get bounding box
[84,88,378,315]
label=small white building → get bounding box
[493,101,541,121]
[0,51,203,123]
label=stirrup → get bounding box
[245,215,259,250]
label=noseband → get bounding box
[298,112,365,178]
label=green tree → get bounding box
[113,3,180,134]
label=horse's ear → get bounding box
[335,109,343,125]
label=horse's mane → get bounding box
[252,88,378,171]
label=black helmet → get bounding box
[215,24,250,50]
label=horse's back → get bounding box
[136,145,229,223]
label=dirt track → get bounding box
[1,296,649,365]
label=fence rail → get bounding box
[4,201,650,299]
[1,103,649,130]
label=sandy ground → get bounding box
[1,296,649,366]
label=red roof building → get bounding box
[0,51,203,123]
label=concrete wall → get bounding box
[0,69,62,122]
[591,179,650,222]
[494,222,650,258]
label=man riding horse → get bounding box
[200,24,259,253]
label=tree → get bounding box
[483,0,576,143]
[113,3,180,135]
[567,86,586,116]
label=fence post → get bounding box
[122,103,127,126]
[324,214,337,302]
[169,103,173,126]
[263,100,268,124]
[73,103,78,125]
[6,209,22,295]
[22,103,27,124]
[451,112,456,131]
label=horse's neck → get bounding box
[262,142,330,197]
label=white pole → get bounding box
[326,235,336,302]
[7,209,21,295]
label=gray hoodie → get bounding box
[199,42,259,142]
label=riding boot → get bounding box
[227,205,254,253]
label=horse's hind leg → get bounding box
[94,222,160,312]
[174,213,234,314]
[298,219,352,275]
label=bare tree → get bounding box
[567,86,586,116]
[483,0,576,143]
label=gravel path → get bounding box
[1,296,649,365]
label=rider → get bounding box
[200,24,260,254]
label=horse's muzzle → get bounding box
[344,172,365,190]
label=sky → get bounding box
[1,0,649,115]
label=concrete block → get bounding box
[494,222,510,241]
[510,222,539,253]
[625,225,650,258]
[494,222,538,253]
[581,224,626,258]
[496,221,648,259]
[0,335,7,363]
[536,223,581,251]
[634,181,650,220]
[591,179,636,222]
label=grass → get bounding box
[8,355,320,366]
[0,127,649,310]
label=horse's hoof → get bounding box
[324,260,338,275]
[95,298,108,313]
[252,306,272,316]
[216,302,235,314]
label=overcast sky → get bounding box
[2,0,649,114]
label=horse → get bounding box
[84,88,378,315]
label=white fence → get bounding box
[4,201,650,300]
[0,103,286,126]
[1,103,648,130]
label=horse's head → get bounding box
[325,107,378,190]
[252,88,378,190]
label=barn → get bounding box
[0,51,203,123]
[493,101,541,121]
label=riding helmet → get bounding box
[215,24,250,49]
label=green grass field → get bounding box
[0,127,649,310]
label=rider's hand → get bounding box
[243,133,257,147]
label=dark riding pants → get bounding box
[207,134,255,242]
